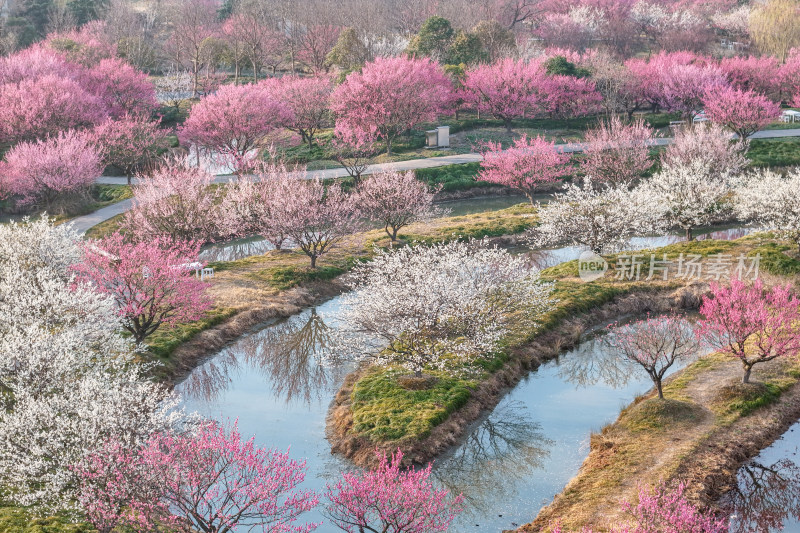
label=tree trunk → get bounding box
[310,255,317,268]
[386,137,392,155]
[686,227,693,241]
[505,119,513,133]
[743,364,752,384]
[655,380,664,399]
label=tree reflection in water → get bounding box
[432,400,553,515]
[180,308,347,405]
[556,337,636,389]
[723,456,800,533]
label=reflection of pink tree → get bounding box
[698,280,800,383]
[74,233,211,343]
[702,85,781,139]
[725,458,800,533]
[606,314,700,399]
[324,449,463,533]
[478,135,571,204]
[180,81,291,174]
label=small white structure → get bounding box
[669,120,686,129]
[200,267,215,281]
[692,111,709,124]
[781,110,800,123]
[425,126,450,148]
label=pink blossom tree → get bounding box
[277,177,360,268]
[0,129,102,209]
[621,481,728,533]
[298,24,341,74]
[74,233,212,343]
[180,83,291,174]
[92,116,169,183]
[122,159,221,243]
[461,58,546,132]
[580,117,656,187]
[606,314,701,399]
[356,170,445,242]
[81,58,159,119]
[540,74,602,119]
[698,280,800,384]
[781,48,800,108]
[331,56,452,154]
[72,439,172,533]
[260,75,333,148]
[44,22,117,67]
[0,46,81,85]
[719,55,782,99]
[662,122,748,177]
[478,135,571,204]
[702,85,782,139]
[0,75,104,145]
[329,129,379,182]
[324,449,463,533]
[144,422,318,533]
[659,63,727,118]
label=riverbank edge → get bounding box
[325,282,708,469]
[519,329,800,531]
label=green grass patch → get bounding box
[747,138,800,167]
[415,163,487,192]
[350,368,477,443]
[248,264,349,291]
[145,307,237,366]
[0,505,92,533]
[619,398,701,432]
[748,242,800,276]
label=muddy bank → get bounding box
[327,283,707,469]
[165,279,346,386]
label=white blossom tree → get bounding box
[530,178,659,254]
[0,217,182,514]
[333,241,553,377]
[639,158,734,241]
[735,169,800,252]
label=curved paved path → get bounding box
[74,127,800,234]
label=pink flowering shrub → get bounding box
[622,482,728,533]
[0,129,102,209]
[580,117,656,187]
[81,58,159,119]
[702,85,781,139]
[92,116,169,182]
[478,135,571,203]
[74,233,211,343]
[697,279,800,383]
[260,75,333,148]
[180,83,291,174]
[331,55,453,154]
[324,449,463,533]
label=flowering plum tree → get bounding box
[478,135,570,204]
[0,129,102,209]
[260,75,333,148]
[0,218,181,513]
[460,58,546,132]
[606,315,700,399]
[580,117,656,187]
[0,75,104,145]
[329,129,379,182]
[639,158,733,241]
[92,116,169,183]
[659,63,727,118]
[719,55,782,98]
[356,170,444,242]
[74,233,212,343]
[82,58,159,119]
[661,122,748,176]
[531,178,656,254]
[336,240,553,376]
[734,169,800,252]
[122,159,221,243]
[540,74,602,119]
[698,280,800,384]
[324,449,463,533]
[180,83,291,174]
[276,177,360,268]
[331,56,452,154]
[702,85,781,139]
[142,422,318,533]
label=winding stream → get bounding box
[177,298,699,531]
